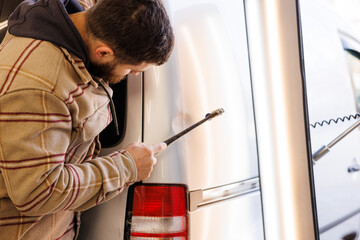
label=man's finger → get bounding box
[149,142,167,154]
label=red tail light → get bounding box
[125,184,188,240]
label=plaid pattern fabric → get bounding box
[0,33,137,239]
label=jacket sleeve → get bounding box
[0,89,137,216]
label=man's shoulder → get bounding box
[0,35,64,63]
[0,35,88,97]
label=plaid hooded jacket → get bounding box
[0,32,137,239]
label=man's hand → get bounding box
[124,142,167,181]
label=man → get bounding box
[0,0,174,239]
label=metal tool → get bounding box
[163,108,225,146]
[312,118,360,163]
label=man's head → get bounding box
[84,0,174,84]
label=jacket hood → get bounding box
[8,0,89,67]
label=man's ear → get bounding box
[94,46,114,62]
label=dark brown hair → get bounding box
[86,0,174,65]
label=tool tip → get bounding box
[206,108,225,118]
[212,108,225,116]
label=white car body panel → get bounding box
[144,0,258,190]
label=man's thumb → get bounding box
[150,142,167,154]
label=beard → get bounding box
[89,60,126,85]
